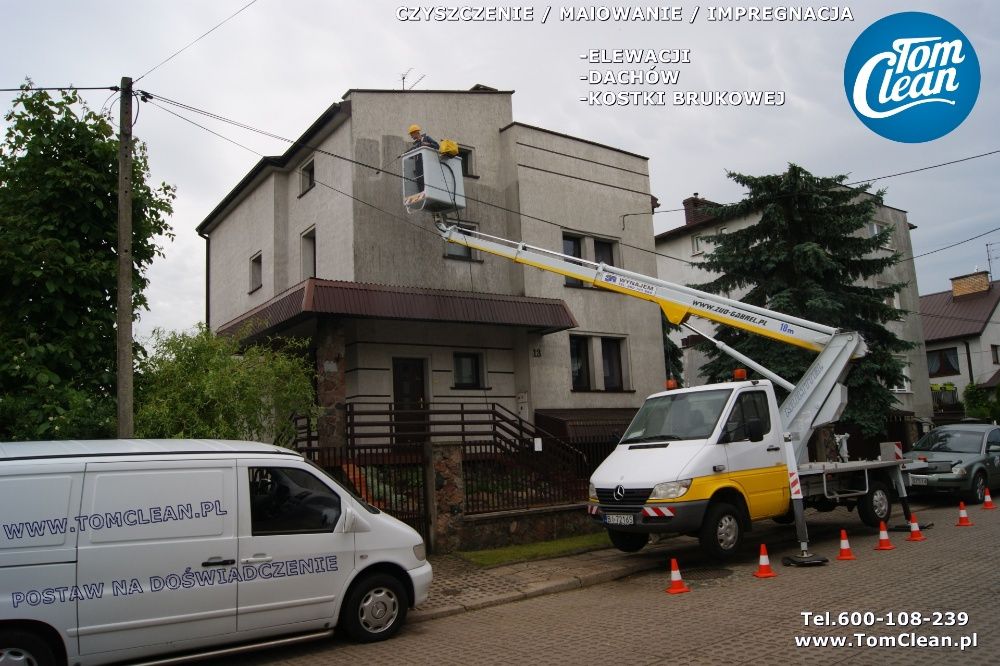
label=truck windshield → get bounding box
[621,389,732,443]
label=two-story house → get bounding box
[920,271,1000,419]
[653,192,934,445]
[196,86,665,449]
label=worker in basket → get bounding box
[407,123,440,192]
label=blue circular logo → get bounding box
[844,12,980,143]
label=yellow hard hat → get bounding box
[408,124,421,134]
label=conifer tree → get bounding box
[694,164,910,435]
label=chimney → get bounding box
[950,271,991,298]
[682,193,719,226]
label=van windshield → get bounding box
[621,389,732,444]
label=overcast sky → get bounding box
[3,1,996,341]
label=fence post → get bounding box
[423,439,437,553]
[429,441,465,553]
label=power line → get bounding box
[141,91,1000,272]
[150,98,1000,331]
[134,0,262,83]
[0,86,118,92]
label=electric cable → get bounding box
[134,0,262,83]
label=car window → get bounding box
[988,430,1000,448]
[249,467,342,536]
[911,429,984,454]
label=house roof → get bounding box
[501,122,649,161]
[218,278,579,339]
[920,281,1000,343]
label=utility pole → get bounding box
[116,77,134,438]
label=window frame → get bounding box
[299,159,316,196]
[301,227,316,280]
[457,145,477,178]
[926,347,961,378]
[569,335,592,391]
[601,337,624,391]
[452,352,486,390]
[444,222,481,262]
[248,251,263,294]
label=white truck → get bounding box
[435,222,922,564]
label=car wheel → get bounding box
[699,501,743,559]
[607,528,648,553]
[341,573,408,643]
[0,629,57,666]
[858,480,892,528]
[965,471,987,505]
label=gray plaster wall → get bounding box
[284,117,355,288]
[346,91,516,292]
[208,174,277,327]
[506,124,664,410]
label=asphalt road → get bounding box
[215,496,999,665]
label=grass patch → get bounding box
[456,531,612,568]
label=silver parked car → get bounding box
[907,424,1000,504]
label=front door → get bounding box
[392,358,427,443]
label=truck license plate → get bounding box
[910,476,927,486]
[604,513,634,526]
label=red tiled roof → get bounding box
[218,278,578,339]
[920,281,1000,343]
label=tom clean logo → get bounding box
[844,12,979,143]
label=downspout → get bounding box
[964,340,974,385]
[199,231,210,329]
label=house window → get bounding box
[890,359,912,393]
[992,345,1000,365]
[300,160,315,196]
[926,347,960,378]
[249,252,262,293]
[867,221,893,249]
[691,228,725,256]
[563,234,584,287]
[457,146,476,177]
[594,239,616,267]
[301,227,316,280]
[453,353,485,389]
[570,335,591,390]
[444,222,479,261]
[602,338,623,391]
[692,235,706,255]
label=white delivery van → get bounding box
[0,439,433,666]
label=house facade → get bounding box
[920,272,1000,419]
[197,87,665,449]
[653,193,934,443]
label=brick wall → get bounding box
[951,271,990,297]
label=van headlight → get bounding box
[413,542,426,561]
[650,479,692,500]
[588,482,596,499]
[951,464,967,477]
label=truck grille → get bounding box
[596,487,652,505]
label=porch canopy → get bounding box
[218,278,578,340]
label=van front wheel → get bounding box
[0,629,57,666]
[699,502,743,559]
[342,573,408,643]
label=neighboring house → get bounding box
[653,192,934,443]
[920,272,1000,419]
[197,86,664,449]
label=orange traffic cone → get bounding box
[753,544,777,578]
[983,489,996,510]
[905,513,926,542]
[836,529,856,561]
[665,558,691,594]
[956,502,974,527]
[874,521,895,550]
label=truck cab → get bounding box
[590,379,788,557]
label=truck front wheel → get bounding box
[857,480,892,528]
[607,529,648,553]
[699,502,743,559]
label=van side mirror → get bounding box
[746,417,764,442]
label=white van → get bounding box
[0,439,432,666]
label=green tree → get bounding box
[694,164,911,436]
[662,313,684,387]
[963,383,996,421]
[135,326,320,447]
[0,85,175,440]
